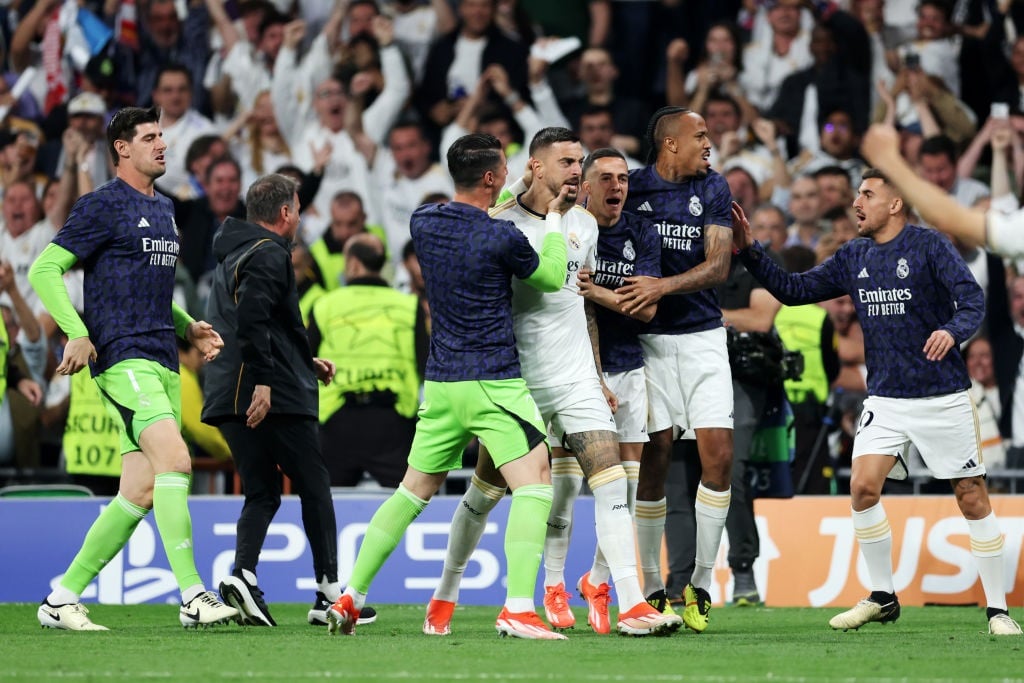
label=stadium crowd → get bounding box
[4,0,1024,605]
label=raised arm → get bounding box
[204,0,241,56]
[861,123,986,247]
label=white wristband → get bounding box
[545,211,562,235]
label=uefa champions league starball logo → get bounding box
[896,257,909,279]
[689,196,703,216]
[623,239,635,261]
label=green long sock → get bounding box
[59,494,149,596]
[349,485,427,594]
[153,472,202,594]
[505,484,553,601]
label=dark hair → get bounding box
[257,9,289,39]
[402,238,416,261]
[582,147,626,178]
[725,165,758,193]
[447,133,503,189]
[578,104,614,124]
[861,167,907,214]
[185,134,225,170]
[860,167,892,185]
[331,190,365,211]
[154,63,192,90]
[644,106,689,165]
[812,164,852,182]
[348,237,387,273]
[780,245,817,273]
[918,135,957,164]
[204,155,241,184]
[246,173,298,225]
[703,92,741,120]
[107,106,161,166]
[528,127,579,157]
[918,0,953,22]
[822,205,849,221]
[701,20,744,72]
[388,119,427,143]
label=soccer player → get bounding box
[29,106,238,630]
[425,130,680,638]
[615,106,734,632]
[731,171,1022,636]
[861,122,1024,257]
[325,133,568,640]
[575,147,665,618]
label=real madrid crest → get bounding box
[688,195,703,217]
[568,232,581,250]
[896,257,909,279]
[623,239,635,261]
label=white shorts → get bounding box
[852,391,986,480]
[603,368,649,443]
[640,328,734,433]
[531,376,617,447]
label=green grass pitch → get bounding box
[2,603,1022,682]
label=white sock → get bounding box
[852,503,894,593]
[968,512,1007,611]
[691,484,731,591]
[590,466,644,609]
[343,586,367,611]
[433,475,505,603]
[592,460,642,586]
[543,457,583,587]
[635,498,666,595]
[181,584,205,604]
[318,577,341,602]
[47,585,80,606]
[622,460,640,515]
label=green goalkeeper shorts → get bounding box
[93,359,181,455]
[407,379,548,474]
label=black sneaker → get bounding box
[218,570,276,626]
[308,592,378,626]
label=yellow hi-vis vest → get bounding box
[309,225,389,291]
[298,282,326,328]
[311,284,420,422]
[63,370,123,477]
[0,316,8,401]
[774,303,830,405]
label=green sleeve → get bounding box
[172,302,195,339]
[496,176,528,205]
[27,243,88,340]
[523,230,567,293]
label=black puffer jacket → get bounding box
[202,217,317,424]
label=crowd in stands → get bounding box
[3,0,1024,495]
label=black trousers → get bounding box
[219,416,338,583]
[664,379,765,593]
[320,406,413,488]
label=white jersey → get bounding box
[490,197,598,389]
[0,218,55,313]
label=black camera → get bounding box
[727,328,804,386]
[781,350,804,381]
[903,51,920,70]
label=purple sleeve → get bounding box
[52,194,111,260]
[497,219,541,280]
[705,174,734,230]
[636,218,662,277]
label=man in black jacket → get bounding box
[202,173,373,628]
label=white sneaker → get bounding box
[38,601,108,631]
[829,596,900,631]
[180,590,239,628]
[989,613,1023,635]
